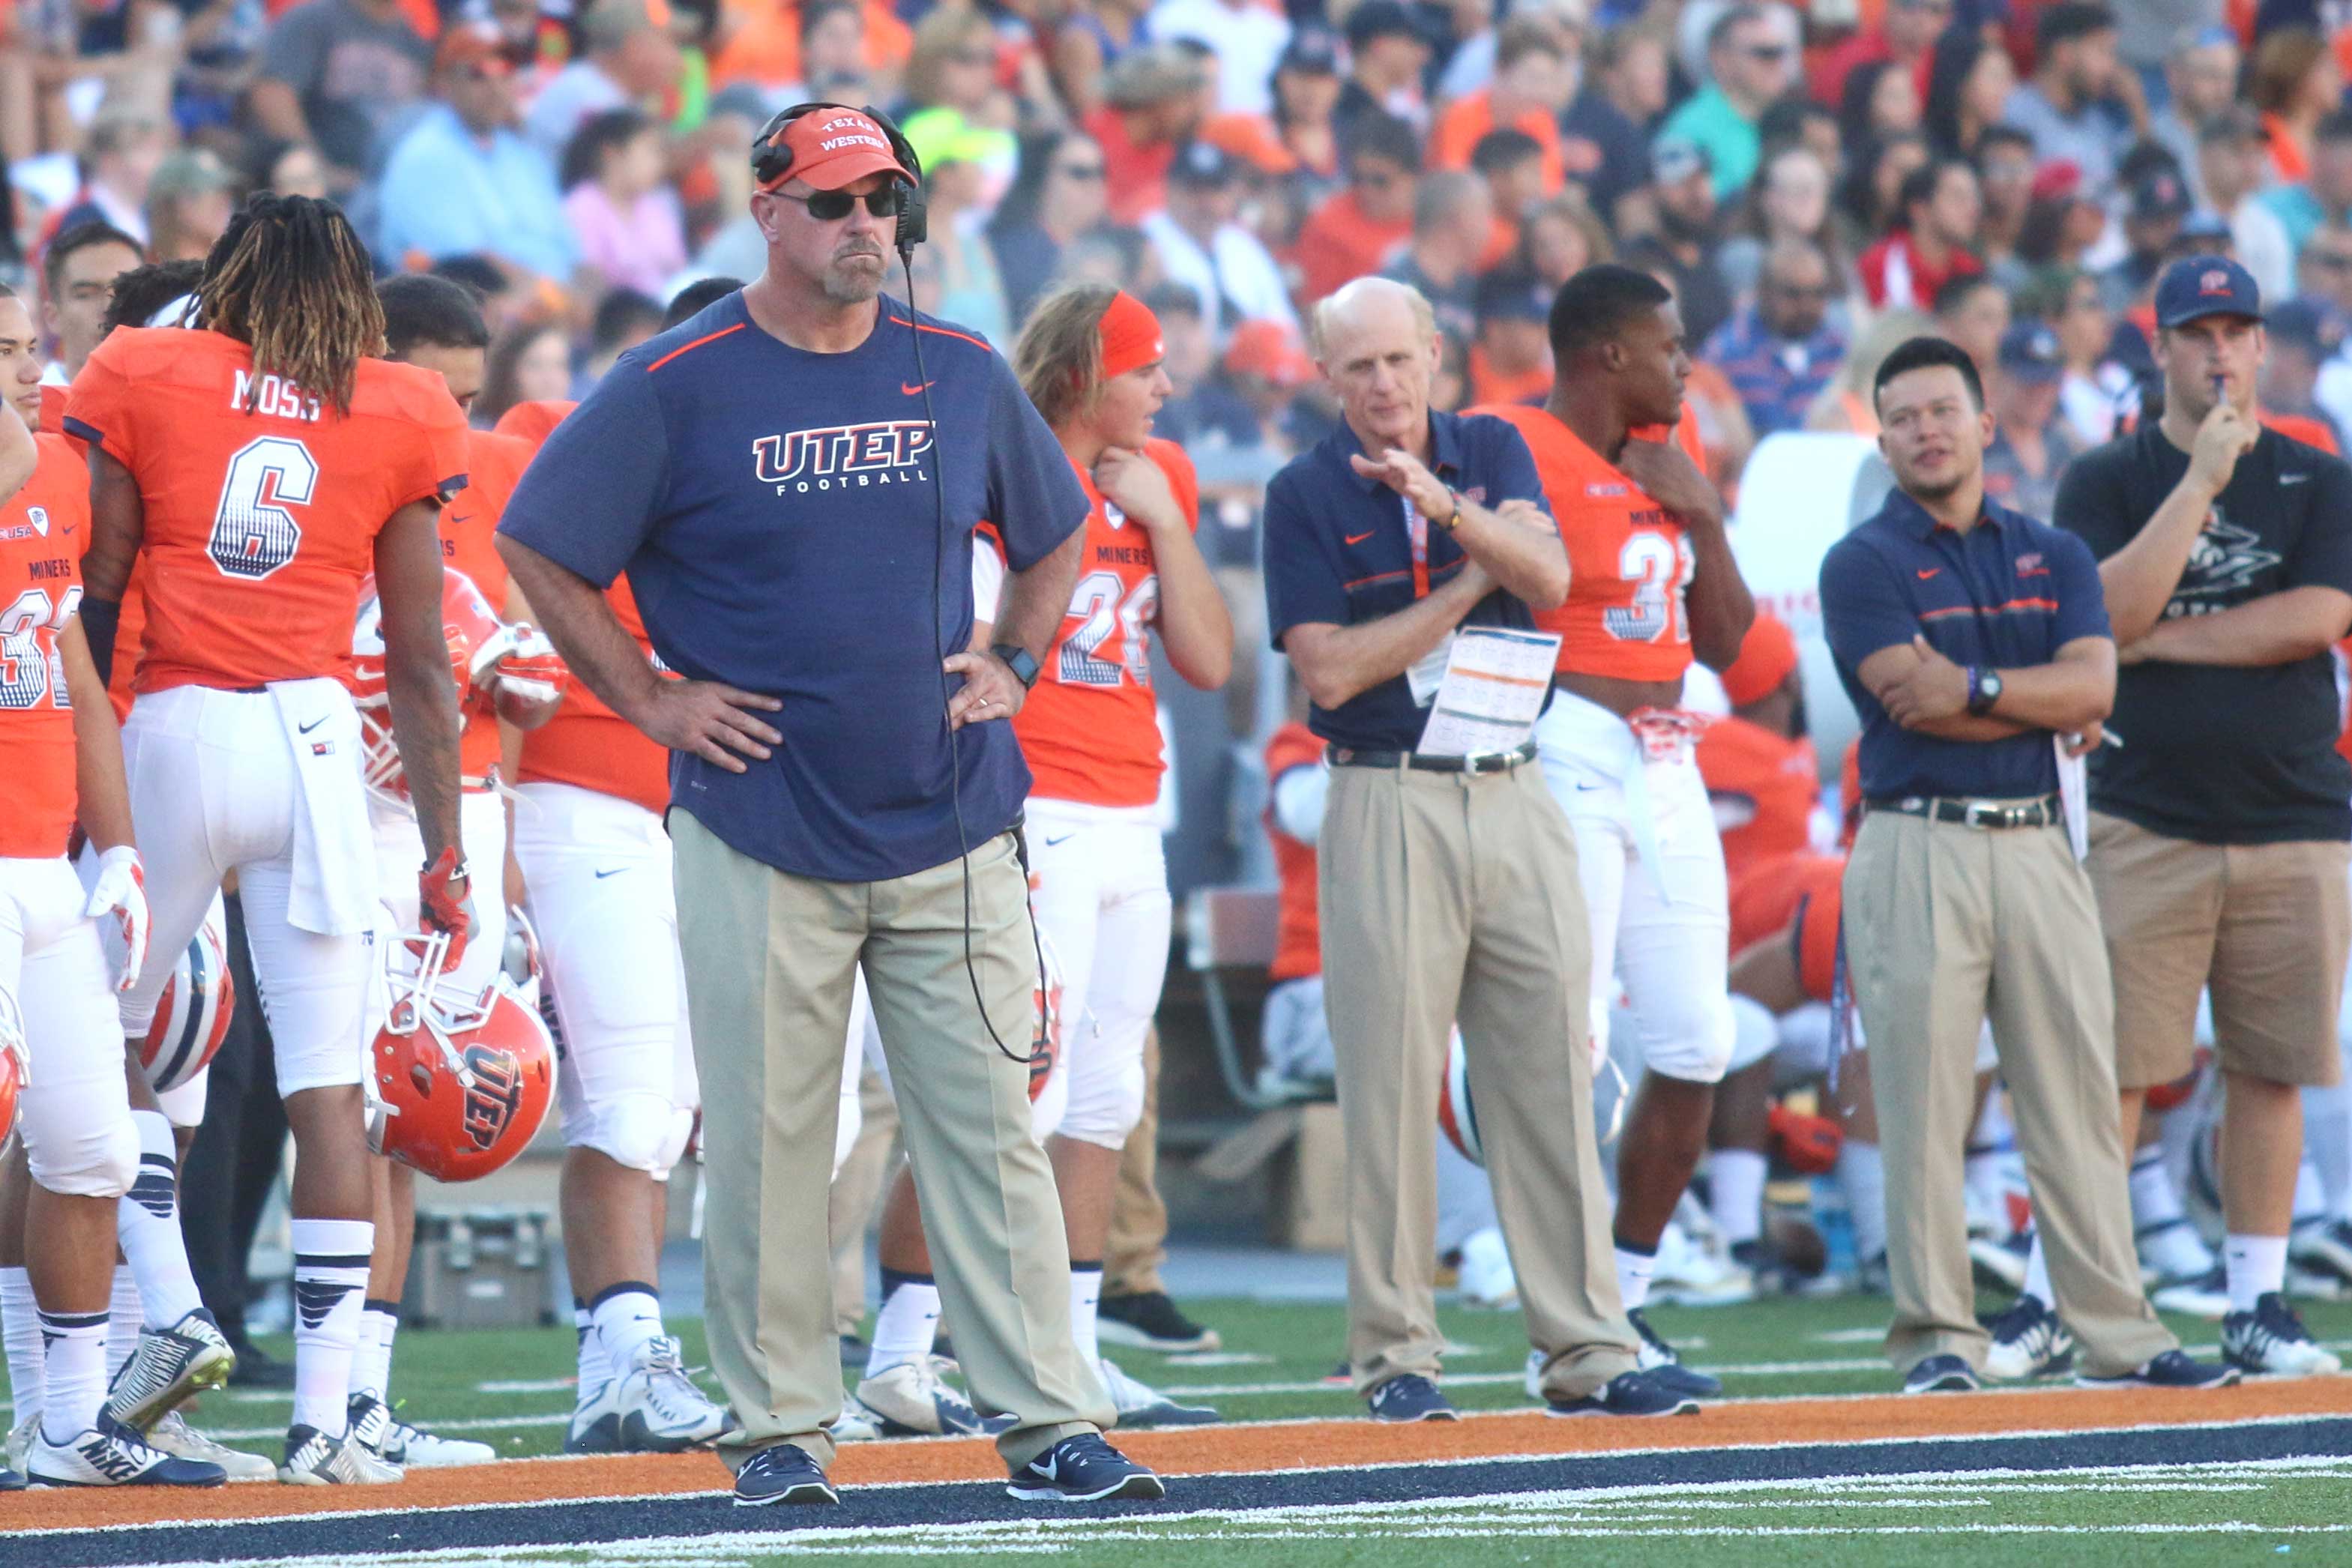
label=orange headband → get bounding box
[1097,290,1165,382]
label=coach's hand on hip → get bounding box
[944,649,1026,728]
[637,678,784,773]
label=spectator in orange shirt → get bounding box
[1429,16,1571,193]
[1466,269,1552,408]
[707,0,908,97]
[1294,112,1417,305]
[1086,42,1207,223]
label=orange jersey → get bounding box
[48,380,147,721]
[62,330,469,696]
[1697,717,1819,885]
[1728,850,1845,1005]
[1012,438,1200,809]
[492,398,578,449]
[447,428,536,785]
[0,434,90,856]
[1264,720,1323,982]
[1470,403,1707,681]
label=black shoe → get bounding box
[1366,1373,1457,1423]
[1626,1308,1724,1399]
[1902,1354,1980,1393]
[1005,1433,1164,1502]
[1545,1369,1701,1417]
[732,1443,839,1507]
[225,1339,296,1390]
[2078,1348,2243,1390]
[1097,1291,1222,1354]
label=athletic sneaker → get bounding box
[1097,1357,1218,1427]
[0,1465,20,1491]
[5,1410,34,1474]
[615,1336,729,1452]
[2138,1216,2219,1291]
[855,1357,1012,1437]
[1454,1228,1519,1310]
[1544,1370,1701,1417]
[102,1308,236,1431]
[830,1405,881,1443]
[732,1443,837,1507]
[1096,1291,1221,1354]
[146,1411,277,1480]
[1967,1232,2030,1293]
[2222,1293,2345,1377]
[347,1393,496,1467]
[279,1423,403,1485]
[2289,1217,2352,1287]
[2077,1349,2240,1390]
[1366,1373,1456,1423]
[2150,1262,2232,1320]
[1627,1307,1722,1398]
[27,1414,226,1488]
[1902,1354,1980,1394]
[1981,1295,2075,1380]
[564,1379,621,1454]
[1005,1432,1165,1503]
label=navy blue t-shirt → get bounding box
[1820,489,2111,802]
[498,293,1089,882]
[1262,411,1549,752]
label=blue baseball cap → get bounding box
[2156,254,2263,329]
[1997,320,2063,385]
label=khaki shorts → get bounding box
[2086,811,2351,1090]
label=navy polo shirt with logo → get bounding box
[498,292,1089,883]
[1819,487,2111,802]
[1262,410,1550,752]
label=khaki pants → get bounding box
[1844,809,2175,1378]
[1105,1027,1168,1297]
[830,1063,901,1336]
[1321,759,1635,1400]
[672,810,1112,1472]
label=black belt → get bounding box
[1869,794,2062,830]
[1326,741,1537,776]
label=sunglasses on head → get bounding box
[776,184,908,220]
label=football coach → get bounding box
[498,106,1152,1507]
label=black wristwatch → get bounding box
[1965,666,2004,717]
[991,642,1041,690]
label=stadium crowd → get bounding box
[6,0,2352,1505]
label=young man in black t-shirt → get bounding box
[2054,257,2352,1379]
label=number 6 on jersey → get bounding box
[209,435,317,580]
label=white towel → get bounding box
[2055,737,2090,863]
[270,678,376,936]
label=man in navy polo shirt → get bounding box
[1263,275,1672,1425]
[1819,335,2228,1397]
[498,106,1151,1508]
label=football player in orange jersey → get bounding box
[1471,265,1756,1395]
[65,196,475,1486]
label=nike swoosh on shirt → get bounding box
[902,381,934,396]
[2282,473,2311,486]
[594,867,624,879]
[1345,531,1375,546]
[1917,568,1941,579]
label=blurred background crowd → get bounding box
[11,0,2352,892]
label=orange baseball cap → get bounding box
[1223,319,1316,388]
[759,106,917,192]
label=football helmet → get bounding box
[1028,919,1066,1105]
[1436,1028,1481,1167]
[352,569,512,807]
[366,931,556,1183]
[137,894,235,1094]
[0,983,26,1156]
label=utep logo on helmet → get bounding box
[753,420,935,495]
[461,1044,525,1150]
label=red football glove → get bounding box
[494,624,571,708]
[418,846,475,969]
[1769,1103,1842,1175]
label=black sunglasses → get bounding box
[776,185,908,220]
[1056,161,1106,180]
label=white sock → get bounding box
[106,1265,142,1382]
[37,1308,107,1444]
[1,1266,45,1420]
[1070,1262,1103,1366]
[2129,1145,2186,1227]
[1708,1150,1767,1249]
[290,1217,373,1436]
[2303,1077,2352,1219]
[865,1270,941,1378]
[2022,1231,2051,1308]
[1836,1142,1887,1264]
[573,1299,611,1400]
[349,1303,398,1399]
[118,1112,203,1328]
[1613,1244,1655,1313]
[590,1283,665,1375]
[2293,1160,2327,1230]
[2224,1233,2288,1314]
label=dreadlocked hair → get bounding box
[197,193,385,417]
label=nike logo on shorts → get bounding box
[594,867,624,879]
[299,717,328,734]
[1045,833,1075,847]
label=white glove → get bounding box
[83,845,148,994]
[493,623,570,708]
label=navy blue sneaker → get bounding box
[2077,1348,2241,1390]
[1005,1433,1165,1502]
[1546,1369,1701,1417]
[0,1465,22,1491]
[732,1443,839,1507]
[1902,1354,1980,1393]
[1628,1309,1724,1399]
[1366,1373,1458,1423]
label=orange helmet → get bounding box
[138,894,234,1094]
[0,985,26,1157]
[1028,919,1066,1106]
[366,931,556,1183]
[352,569,513,807]
[1436,1028,1481,1167]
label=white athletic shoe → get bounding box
[564,1380,621,1454]
[2222,1293,2345,1377]
[5,1410,35,1474]
[28,1415,226,1487]
[1980,1295,2075,1381]
[2139,1219,2219,1292]
[103,1309,236,1431]
[347,1393,496,1468]
[2290,1218,2352,1288]
[2150,1263,2232,1320]
[1455,1228,1519,1309]
[854,1357,1007,1437]
[1097,1357,1220,1426]
[1650,1223,1755,1307]
[830,1405,882,1443]
[278,1423,403,1485]
[615,1336,729,1452]
[145,1411,277,1480]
